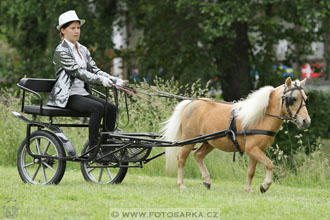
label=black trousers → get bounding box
[66,95,117,146]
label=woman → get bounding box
[47,10,124,148]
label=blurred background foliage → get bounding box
[124,0,330,100]
[0,0,329,101]
[0,0,329,167]
[272,90,330,156]
[0,0,118,86]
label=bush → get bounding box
[305,90,330,139]
[270,143,330,188]
[119,77,210,133]
[0,89,25,166]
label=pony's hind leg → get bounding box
[193,142,214,189]
[246,147,273,193]
[177,144,194,189]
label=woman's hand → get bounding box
[116,79,125,86]
[102,77,113,87]
[106,75,125,87]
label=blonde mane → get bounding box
[232,86,274,129]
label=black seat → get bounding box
[23,105,90,117]
[18,78,90,117]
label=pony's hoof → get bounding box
[179,185,186,190]
[203,182,211,190]
[245,187,254,193]
[260,185,266,193]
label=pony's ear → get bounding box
[300,78,307,86]
[285,77,292,88]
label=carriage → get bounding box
[12,77,310,193]
[12,78,217,185]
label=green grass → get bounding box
[0,166,329,220]
[1,81,330,219]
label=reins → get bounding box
[115,83,232,108]
[110,84,175,128]
[265,113,290,121]
[114,84,170,110]
[111,82,304,162]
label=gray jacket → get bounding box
[47,40,117,107]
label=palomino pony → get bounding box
[162,77,310,193]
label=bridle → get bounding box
[266,82,308,122]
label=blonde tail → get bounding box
[160,100,192,175]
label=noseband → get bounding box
[267,82,308,121]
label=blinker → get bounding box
[286,96,296,106]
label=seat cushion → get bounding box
[23,105,90,117]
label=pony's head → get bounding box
[282,77,311,129]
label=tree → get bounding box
[0,0,329,100]
[0,0,118,86]
[124,0,330,101]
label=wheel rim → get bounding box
[20,136,61,184]
[82,161,122,184]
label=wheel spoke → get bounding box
[88,167,96,174]
[42,161,56,173]
[23,162,35,168]
[98,168,104,182]
[41,163,47,183]
[106,168,113,180]
[44,141,51,154]
[36,139,42,155]
[32,164,41,181]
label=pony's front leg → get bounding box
[177,145,193,189]
[246,147,273,193]
[193,142,214,189]
[245,156,257,192]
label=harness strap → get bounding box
[228,111,244,162]
[228,111,277,162]
[265,113,291,121]
[236,130,276,136]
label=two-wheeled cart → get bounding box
[13,78,255,185]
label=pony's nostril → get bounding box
[302,119,310,128]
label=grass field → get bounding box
[0,166,329,220]
[1,82,329,219]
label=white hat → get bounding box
[57,10,85,30]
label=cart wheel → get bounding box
[17,130,66,184]
[80,141,128,184]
